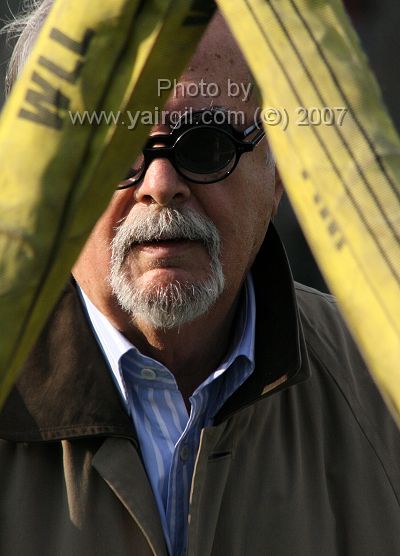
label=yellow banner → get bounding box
[218,0,400,419]
[0,0,215,405]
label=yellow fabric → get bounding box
[218,0,400,421]
[0,0,215,405]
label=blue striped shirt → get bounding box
[80,275,256,555]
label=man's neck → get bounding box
[75,269,246,402]
[120,292,241,402]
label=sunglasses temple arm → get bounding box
[251,129,266,147]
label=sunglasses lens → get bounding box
[175,127,237,183]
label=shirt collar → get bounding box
[221,272,256,367]
[200,273,255,387]
[78,287,131,406]
[78,273,256,401]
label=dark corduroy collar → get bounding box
[0,224,310,442]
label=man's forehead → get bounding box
[189,13,248,70]
[165,13,256,117]
[184,13,251,87]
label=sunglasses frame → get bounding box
[118,111,266,188]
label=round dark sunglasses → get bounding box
[118,110,265,188]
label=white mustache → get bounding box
[111,207,221,265]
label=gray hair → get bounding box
[3,0,53,95]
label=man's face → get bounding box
[73,16,282,330]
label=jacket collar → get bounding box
[215,223,310,423]
[0,281,136,443]
[0,224,310,442]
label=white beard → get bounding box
[109,207,225,330]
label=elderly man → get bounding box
[1,4,400,556]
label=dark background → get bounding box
[1,0,399,292]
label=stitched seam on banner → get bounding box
[272,0,400,246]
[241,0,399,334]
[243,0,400,285]
[288,0,400,203]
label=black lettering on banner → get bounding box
[314,192,346,251]
[183,0,216,26]
[49,28,94,56]
[19,72,70,130]
[19,27,95,129]
[38,56,84,85]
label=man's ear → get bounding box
[272,166,284,218]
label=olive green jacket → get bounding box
[1,226,400,556]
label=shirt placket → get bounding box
[167,392,207,556]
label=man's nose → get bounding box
[133,158,191,207]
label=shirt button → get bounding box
[180,444,190,462]
[141,368,156,380]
